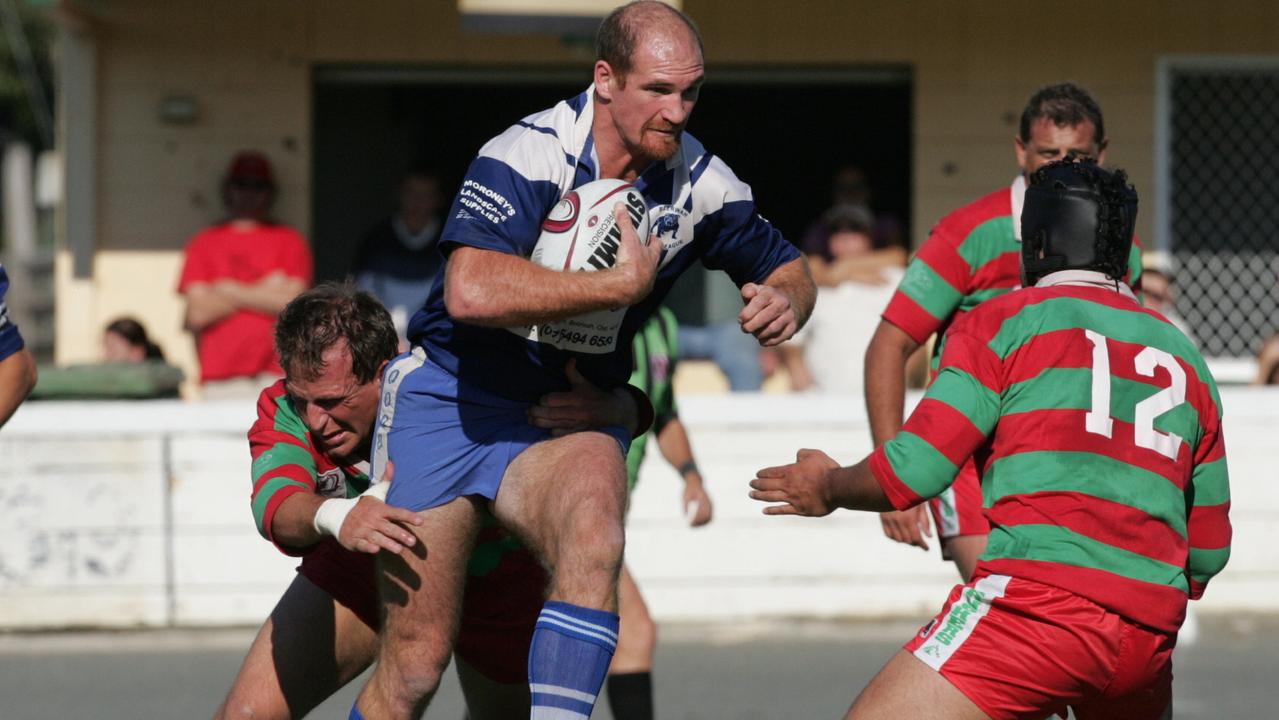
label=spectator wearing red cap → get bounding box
[178,151,313,398]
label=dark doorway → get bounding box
[311,66,912,282]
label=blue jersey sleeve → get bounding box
[699,200,801,286]
[0,264,25,361]
[439,156,562,259]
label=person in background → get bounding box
[102,316,166,363]
[1139,256,1194,343]
[353,169,446,347]
[0,262,37,426]
[178,151,313,399]
[781,205,907,394]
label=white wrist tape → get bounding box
[312,481,392,537]
[313,497,359,538]
[362,480,391,502]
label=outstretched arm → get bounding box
[750,449,892,516]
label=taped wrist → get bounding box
[313,482,390,537]
[313,497,358,537]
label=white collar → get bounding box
[1035,269,1137,302]
[1011,174,1027,241]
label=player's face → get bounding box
[1015,118,1108,175]
[601,28,704,164]
[286,343,383,462]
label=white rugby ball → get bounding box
[530,178,650,272]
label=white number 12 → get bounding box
[1083,329,1186,460]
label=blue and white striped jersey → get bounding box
[409,86,799,401]
[0,263,25,362]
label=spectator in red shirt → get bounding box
[178,151,313,398]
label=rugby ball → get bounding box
[530,179,650,273]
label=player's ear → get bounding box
[1013,134,1028,172]
[594,60,617,100]
[1095,138,1109,166]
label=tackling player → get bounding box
[865,83,1143,580]
[752,159,1230,719]
[350,3,814,719]
[217,283,638,720]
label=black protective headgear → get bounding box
[1021,159,1137,287]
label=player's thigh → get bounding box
[491,430,628,559]
[377,495,483,667]
[218,574,375,720]
[454,655,531,720]
[847,650,990,720]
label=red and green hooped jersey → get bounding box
[248,380,370,556]
[882,181,1144,366]
[870,280,1230,633]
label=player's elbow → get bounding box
[443,271,499,325]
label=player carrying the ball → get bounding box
[751,159,1230,719]
[349,3,815,719]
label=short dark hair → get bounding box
[1019,83,1105,146]
[822,203,874,236]
[596,0,703,75]
[275,283,398,385]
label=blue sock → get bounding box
[529,600,620,719]
[347,704,366,720]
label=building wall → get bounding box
[56,1,1279,380]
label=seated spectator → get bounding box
[102,316,166,363]
[353,168,445,347]
[32,317,184,399]
[1140,256,1195,343]
[781,205,907,393]
[800,164,905,267]
[178,151,313,399]
[802,203,906,289]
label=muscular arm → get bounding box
[864,320,923,446]
[751,450,893,517]
[444,207,660,327]
[738,256,816,347]
[270,492,329,550]
[0,348,36,427]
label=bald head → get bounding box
[596,1,703,75]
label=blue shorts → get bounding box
[374,347,631,512]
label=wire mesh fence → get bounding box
[1166,63,1279,358]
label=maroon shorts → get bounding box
[926,458,990,551]
[298,530,548,685]
[904,573,1175,720]
[298,537,380,630]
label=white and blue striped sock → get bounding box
[528,600,620,719]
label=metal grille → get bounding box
[1163,62,1279,358]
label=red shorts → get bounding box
[904,573,1175,720]
[297,530,549,685]
[926,459,990,550]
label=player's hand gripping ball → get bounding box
[531,178,651,272]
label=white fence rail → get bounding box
[1,390,1275,628]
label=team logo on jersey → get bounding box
[316,468,346,497]
[650,205,693,269]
